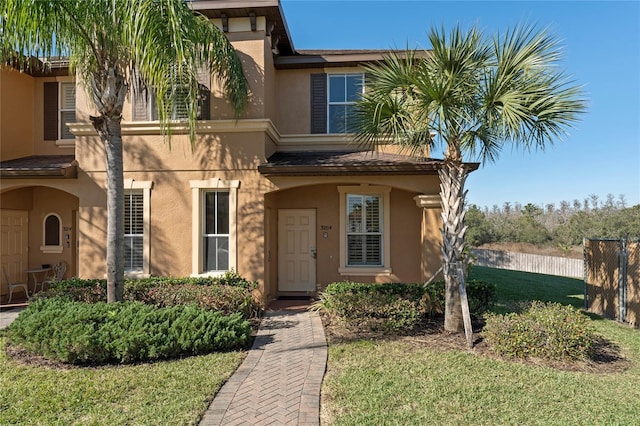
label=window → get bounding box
[327,73,364,133]
[44,81,76,142]
[124,190,144,272]
[190,178,239,276]
[132,66,210,121]
[124,179,153,277]
[202,191,230,272]
[346,194,382,266]
[338,185,391,276]
[41,213,62,253]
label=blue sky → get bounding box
[280,0,640,209]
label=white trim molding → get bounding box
[124,179,153,276]
[41,212,63,253]
[190,178,240,276]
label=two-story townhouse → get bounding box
[0,0,478,304]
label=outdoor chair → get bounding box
[41,261,67,291]
[2,266,29,304]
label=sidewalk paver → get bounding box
[0,307,25,329]
[200,305,327,426]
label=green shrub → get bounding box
[6,298,252,365]
[37,273,261,319]
[313,280,496,332]
[143,284,261,318]
[483,301,596,361]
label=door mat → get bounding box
[277,295,311,301]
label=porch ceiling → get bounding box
[0,155,77,179]
[258,151,479,176]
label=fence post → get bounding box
[618,239,628,323]
[583,238,588,310]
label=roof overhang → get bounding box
[190,0,295,55]
[3,54,69,77]
[274,50,423,70]
[0,155,78,179]
[258,151,480,176]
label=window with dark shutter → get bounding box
[132,65,211,121]
[310,73,327,134]
[43,82,59,140]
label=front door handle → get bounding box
[310,248,317,259]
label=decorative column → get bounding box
[414,194,442,283]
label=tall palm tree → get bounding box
[0,0,248,302]
[355,25,586,332]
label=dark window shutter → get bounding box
[197,66,211,120]
[310,73,327,134]
[43,82,59,140]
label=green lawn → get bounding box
[321,267,640,426]
[470,266,585,312]
[0,336,244,425]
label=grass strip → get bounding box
[0,335,244,425]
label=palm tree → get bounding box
[355,25,586,332]
[0,0,248,302]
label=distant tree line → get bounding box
[465,194,640,248]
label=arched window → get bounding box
[41,213,62,253]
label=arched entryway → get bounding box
[1,186,79,303]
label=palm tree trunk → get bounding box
[89,65,127,302]
[439,159,470,332]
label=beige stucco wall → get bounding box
[266,183,432,290]
[210,33,270,120]
[0,67,35,161]
[274,69,313,134]
[76,167,268,284]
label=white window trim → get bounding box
[338,185,392,276]
[124,179,153,278]
[56,81,76,147]
[190,178,239,277]
[41,212,63,253]
[326,72,364,134]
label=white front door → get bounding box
[1,210,29,295]
[278,209,316,292]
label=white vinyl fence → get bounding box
[471,249,583,278]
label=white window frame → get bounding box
[124,179,153,278]
[124,190,144,274]
[338,185,392,276]
[190,178,239,277]
[201,190,230,273]
[56,81,76,148]
[327,73,364,134]
[41,213,63,254]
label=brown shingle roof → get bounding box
[0,155,78,179]
[258,151,479,176]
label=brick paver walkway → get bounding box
[200,306,327,426]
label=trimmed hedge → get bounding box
[37,270,261,319]
[483,301,596,361]
[6,298,252,365]
[313,280,496,332]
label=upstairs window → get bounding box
[132,67,210,121]
[310,72,364,134]
[328,73,364,133]
[44,81,76,141]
